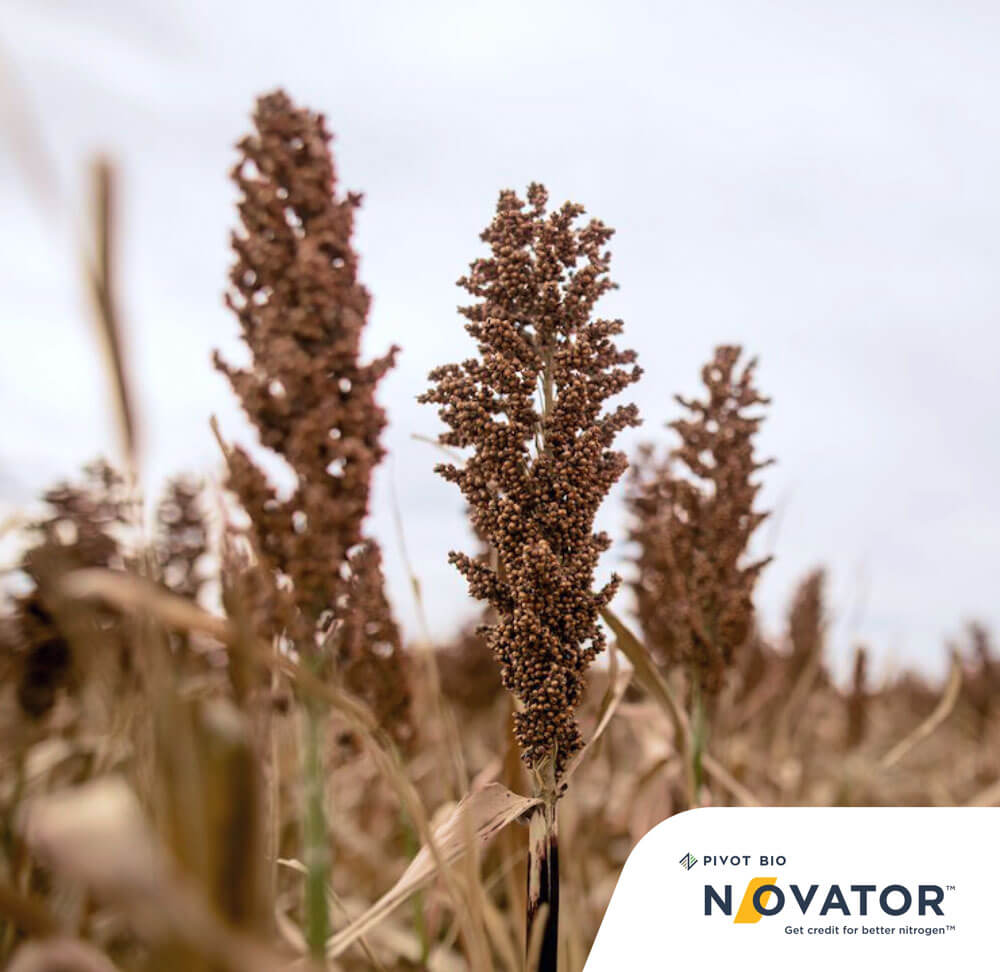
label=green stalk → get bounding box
[303,701,330,957]
[400,808,429,963]
[690,680,706,799]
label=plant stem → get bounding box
[400,808,430,964]
[690,679,706,801]
[303,700,330,958]
[526,788,559,972]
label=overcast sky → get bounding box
[2,0,998,681]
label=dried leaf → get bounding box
[61,568,230,641]
[601,607,687,744]
[880,655,963,770]
[86,159,138,467]
[326,783,540,958]
[561,667,631,783]
[602,607,761,807]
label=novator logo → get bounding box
[705,878,946,924]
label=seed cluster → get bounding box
[787,567,826,684]
[335,541,412,749]
[215,92,410,738]
[439,622,503,712]
[13,461,130,717]
[421,184,641,775]
[214,91,397,647]
[155,477,209,601]
[628,346,771,695]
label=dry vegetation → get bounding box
[1,89,996,972]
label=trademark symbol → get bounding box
[946,885,956,891]
[947,924,956,932]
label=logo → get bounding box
[679,852,698,871]
[705,878,946,924]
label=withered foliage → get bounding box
[421,183,641,774]
[213,90,410,737]
[628,345,772,695]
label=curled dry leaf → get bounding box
[60,568,230,642]
[602,606,762,807]
[326,783,540,958]
[601,606,687,744]
[561,667,632,784]
[880,655,963,770]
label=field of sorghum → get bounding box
[0,90,994,972]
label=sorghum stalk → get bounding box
[628,346,772,803]
[215,90,407,957]
[303,698,330,951]
[421,183,641,968]
[845,644,869,749]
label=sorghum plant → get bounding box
[13,460,131,719]
[334,539,411,750]
[629,345,772,696]
[213,90,409,953]
[421,183,640,968]
[963,622,996,732]
[628,346,771,794]
[845,644,869,749]
[154,477,209,602]
[786,568,827,686]
[214,90,398,648]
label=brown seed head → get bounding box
[13,461,130,718]
[628,345,772,695]
[420,183,641,775]
[214,92,411,739]
[154,477,209,601]
[334,541,413,750]
[845,642,869,748]
[787,567,826,683]
[214,91,398,657]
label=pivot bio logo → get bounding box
[584,808,988,970]
[705,879,946,924]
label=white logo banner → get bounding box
[585,807,998,970]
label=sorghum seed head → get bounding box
[421,184,641,776]
[628,345,772,695]
[214,91,410,739]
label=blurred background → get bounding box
[2,0,998,679]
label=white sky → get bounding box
[2,0,999,681]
